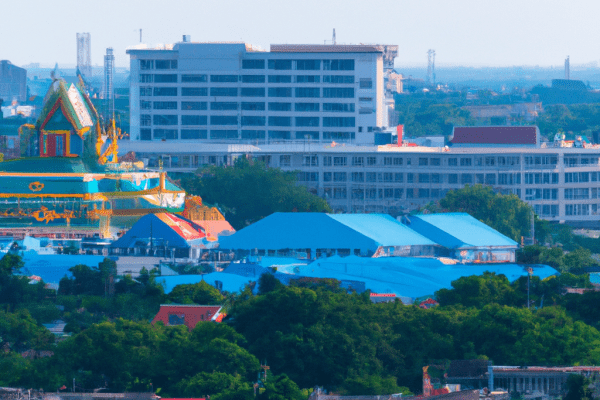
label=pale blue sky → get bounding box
[2,0,598,68]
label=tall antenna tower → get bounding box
[103,48,115,116]
[565,56,570,80]
[332,29,336,45]
[76,33,92,79]
[427,49,436,87]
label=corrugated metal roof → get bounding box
[407,213,518,249]
[451,126,538,145]
[270,44,383,53]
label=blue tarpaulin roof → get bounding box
[290,256,556,298]
[219,212,435,253]
[407,213,518,249]
[20,254,106,284]
[157,256,557,300]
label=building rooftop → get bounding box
[218,212,436,252]
[407,213,518,249]
[270,44,384,53]
[119,139,600,156]
[451,126,539,146]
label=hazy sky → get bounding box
[2,0,598,69]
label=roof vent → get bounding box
[182,35,191,43]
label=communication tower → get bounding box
[565,56,570,80]
[103,48,115,114]
[76,33,92,79]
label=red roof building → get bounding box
[151,305,223,331]
[419,298,439,309]
[451,126,540,147]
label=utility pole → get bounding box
[527,267,533,309]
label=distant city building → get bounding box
[126,39,397,145]
[0,60,27,102]
[103,47,115,101]
[76,32,92,79]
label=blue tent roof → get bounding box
[282,255,556,299]
[219,212,435,253]
[328,214,435,247]
[407,213,518,249]
[111,213,204,249]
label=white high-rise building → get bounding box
[126,39,396,144]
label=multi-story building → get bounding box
[127,39,398,145]
[119,126,600,227]
[0,60,27,103]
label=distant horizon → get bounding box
[3,0,600,69]
[14,62,597,72]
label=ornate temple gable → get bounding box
[33,80,100,158]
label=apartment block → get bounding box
[127,39,395,145]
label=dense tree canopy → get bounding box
[394,98,476,138]
[181,157,331,230]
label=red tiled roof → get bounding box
[152,305,223,331]
[451,126,538,145]
[270,44,383,53]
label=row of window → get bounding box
[140,74,359,84]
[322,187,448,200]
[139,129,354,141]
[242,59,355,71]
[141,101,356,113]
[281,154,600,169]
[564,157,600,166]
[145,115,355,127]
[140,59,356,71]
[140,87,355,98]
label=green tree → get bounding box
[563,247,598,274]
[0,253,24,275]
[181,157,331,229]
[59,264,103,296]
[177,372,253,399]
[436,272,519,308]
[0,309,55,352]
[168,280,224,305]
[258,273,283,295]
[259,373,306,400]
[564,374,593,400]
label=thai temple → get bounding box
[0,77,221,239]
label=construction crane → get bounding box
[427,49,436,87]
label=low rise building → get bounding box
[120,125,600,227]
[0,60,27,102]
